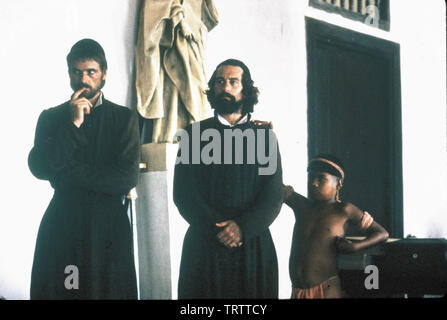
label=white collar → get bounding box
[92,92,103,109]
[217,113,249,127]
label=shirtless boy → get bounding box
[284,155,389,298]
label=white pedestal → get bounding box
[134,142,186,299]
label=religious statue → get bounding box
[136,0,219,143]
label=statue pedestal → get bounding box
[134,142,185,299]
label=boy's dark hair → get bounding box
[308,153,345,180]
[67,38,108,72]
[206,58,259,114]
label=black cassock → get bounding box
[28,98,140,299]
[174,116,284,299]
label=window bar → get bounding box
[344,0,351,11]
[361,0,367,15]
[352,0,358,13]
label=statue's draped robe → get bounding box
[136,0,218,143]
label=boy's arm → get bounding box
[353,220,389,251]
[283,184,307,213]
[336,203,389,253]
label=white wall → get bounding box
[0,0,141,300]
[392,0,447,238]
[0,0,446,300]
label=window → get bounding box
[309,0,390,31]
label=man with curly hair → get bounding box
[174,59,284,298]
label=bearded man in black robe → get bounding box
[174,59,284,298]
[28,39,139,299]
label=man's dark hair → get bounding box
[206,59,259,114]
[66,38,108,72]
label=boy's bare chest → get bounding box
[298,207,348,240]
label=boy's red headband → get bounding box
[308,158,345,179]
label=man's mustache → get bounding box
[217,92,236,102]
[77,85,93,97]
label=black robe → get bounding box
[173,115,284,299]
[28,98,140,299]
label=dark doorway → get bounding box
[306,18,403,238]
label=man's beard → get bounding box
[209,92,244,115]
[73,80,106,99]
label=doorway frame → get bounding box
[305,17,403,237]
